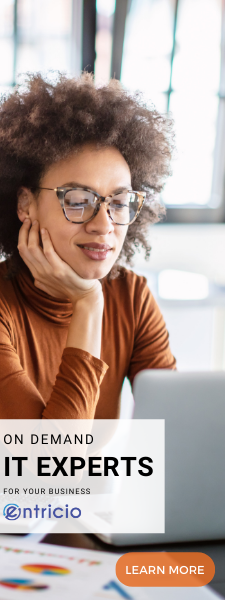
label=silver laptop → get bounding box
[84,370,225,546]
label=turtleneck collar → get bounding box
[15,265,73,325]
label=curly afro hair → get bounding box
[0,72,174,278]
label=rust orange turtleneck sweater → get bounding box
[0,260,176,419]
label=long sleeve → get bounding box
[127,276,176,386]
[0,261,175,421]
[0,298,108,419]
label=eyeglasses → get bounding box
[38,186,146,225]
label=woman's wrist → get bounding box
[71,284,104,311]
[66,291,104,358]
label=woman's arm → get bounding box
[0,342,108,420]
[18,219,104,358]
[0,219,108,419]
[66,295,103,358]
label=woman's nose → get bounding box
[85,202,114,235]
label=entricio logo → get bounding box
[3,504,81,520]
[3,504,21,520]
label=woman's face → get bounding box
[18,145,131,280]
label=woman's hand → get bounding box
[17,218,102,305]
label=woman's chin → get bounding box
[72,262,113,281]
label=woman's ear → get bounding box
[17,187,35,222]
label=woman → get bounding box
[0,73,176,419]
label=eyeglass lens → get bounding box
[63,190,140,224]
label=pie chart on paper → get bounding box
[0,578,49,590]
[22,563,71,575]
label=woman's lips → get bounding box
[77,243,112,261]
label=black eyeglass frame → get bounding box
[38,186,146,226]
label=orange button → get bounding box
[116,552,215,587]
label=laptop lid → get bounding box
[132,370,225,543]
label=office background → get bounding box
[1,0,225,378]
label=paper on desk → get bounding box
[0,536,220,600]
[0,536,148,600]
[90,580,221,599]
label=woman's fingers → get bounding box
[18,219,99,300]
[17,219,38,274]
[18,220,62,274]
[18,219,51,274]
[40,228,63,270]
[27,219,41,249]
[41,227,96,292]
[17,217,31,251]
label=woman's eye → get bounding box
[110,193,130,207]
[111,201,129,208]
[66,199,89,206]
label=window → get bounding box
[95,0,115,84]
[1,0,224,222]
[0,0,82,94]
[121,0,225,222]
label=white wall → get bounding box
[133,223,225,285]
[131,223,225,372]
